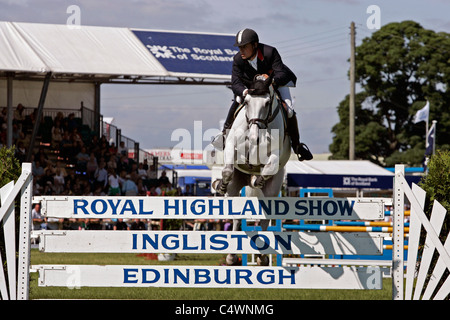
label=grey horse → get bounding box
[213,76,291,266]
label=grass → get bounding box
[30,250,393,300]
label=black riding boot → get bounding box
[223,100,240,133]
[287,113,313,161]
[212,100,240,150]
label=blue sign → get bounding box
[132,30,238,75]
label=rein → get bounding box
[245,90,281,129]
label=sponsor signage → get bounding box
[38,196,385,220]
[35,265,382,289]
[287,173,394,189]
[132,30,237,76]
[35,230,383,255]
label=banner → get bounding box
[132,30,238,76]
[34,265,383,289]
[34,230,383,255]
[37,196,386,220]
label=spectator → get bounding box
[75,146,90,173]
[138,163,147,180]
[158,170,170,186]
[117,141,127,157]
[130,219,146,230]
[107,168,120,196]
[51,119,63,148]
[94,160,108,191]
[40,168,55,195]
[122,174,138,196]
[107,155,117,172]
[86,152,98,179]
[13,103,26,128]
[117,155,129,173]
[59,131,73,162]
[53,167,65,195]
[32,160,45,179]
[137,178,148,196]
[114,219,129,230]
[32,203,46,230]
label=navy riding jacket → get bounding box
[231,43,297,97]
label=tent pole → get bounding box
[6,72,14,147]
[26,72,52,162]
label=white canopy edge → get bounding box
[0,21,234,82]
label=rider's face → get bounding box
[239,43,257,60]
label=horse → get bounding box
[213,75,291,266]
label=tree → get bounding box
[330,21,450,166]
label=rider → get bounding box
[212,28,313,161]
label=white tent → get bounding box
[0,21,235,82]
[1,21,236,155]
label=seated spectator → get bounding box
[75,146,90,173]
[137,178,148,196]
[122,174,138,196]
[51,119,63,148]
[117,154,130,173]
[53,167,65,195]
[13,103,26,129]
[39,168,55,195]
[72,127,82,145]
[32,160,45,179]
[59,131,73,161]
[32,203,46,230]
[94,160,108,191]
[86,152,98,179]
[158,170,170,186]
[138,163,147,181]
[130,219,146,230]
[15,141,26,163]
[107,168,120,196]
[117,141,127,157]
[107,156,117,171]
[114,219,129,230]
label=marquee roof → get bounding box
[0,21,236,84]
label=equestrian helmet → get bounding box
[234,28,259,47]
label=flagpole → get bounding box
[432,120,437,155]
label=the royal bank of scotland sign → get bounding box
[132,30,238,76]
[37,196,386,220]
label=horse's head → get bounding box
[242,75,275,144]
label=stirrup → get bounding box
[295,143,313,161]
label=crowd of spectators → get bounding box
[2,104,224,233]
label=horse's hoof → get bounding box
[213,179,227,195]
[256,254,269,266]
[226,254,240,266]
[250,175,265,188]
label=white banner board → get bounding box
[36,196,386,220]
[33,230,383,255]
[33,264,383,289]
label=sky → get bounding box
[1,0,449,154]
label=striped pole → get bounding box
[283,224,410,233]
[335,221,410,227]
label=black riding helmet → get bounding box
[234,28,259,47]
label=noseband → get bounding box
[245,90,280,129]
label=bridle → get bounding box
[245,86,281,130]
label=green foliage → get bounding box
[0,146,21,188]
[330,21,450,165]
[419,150,450,217]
